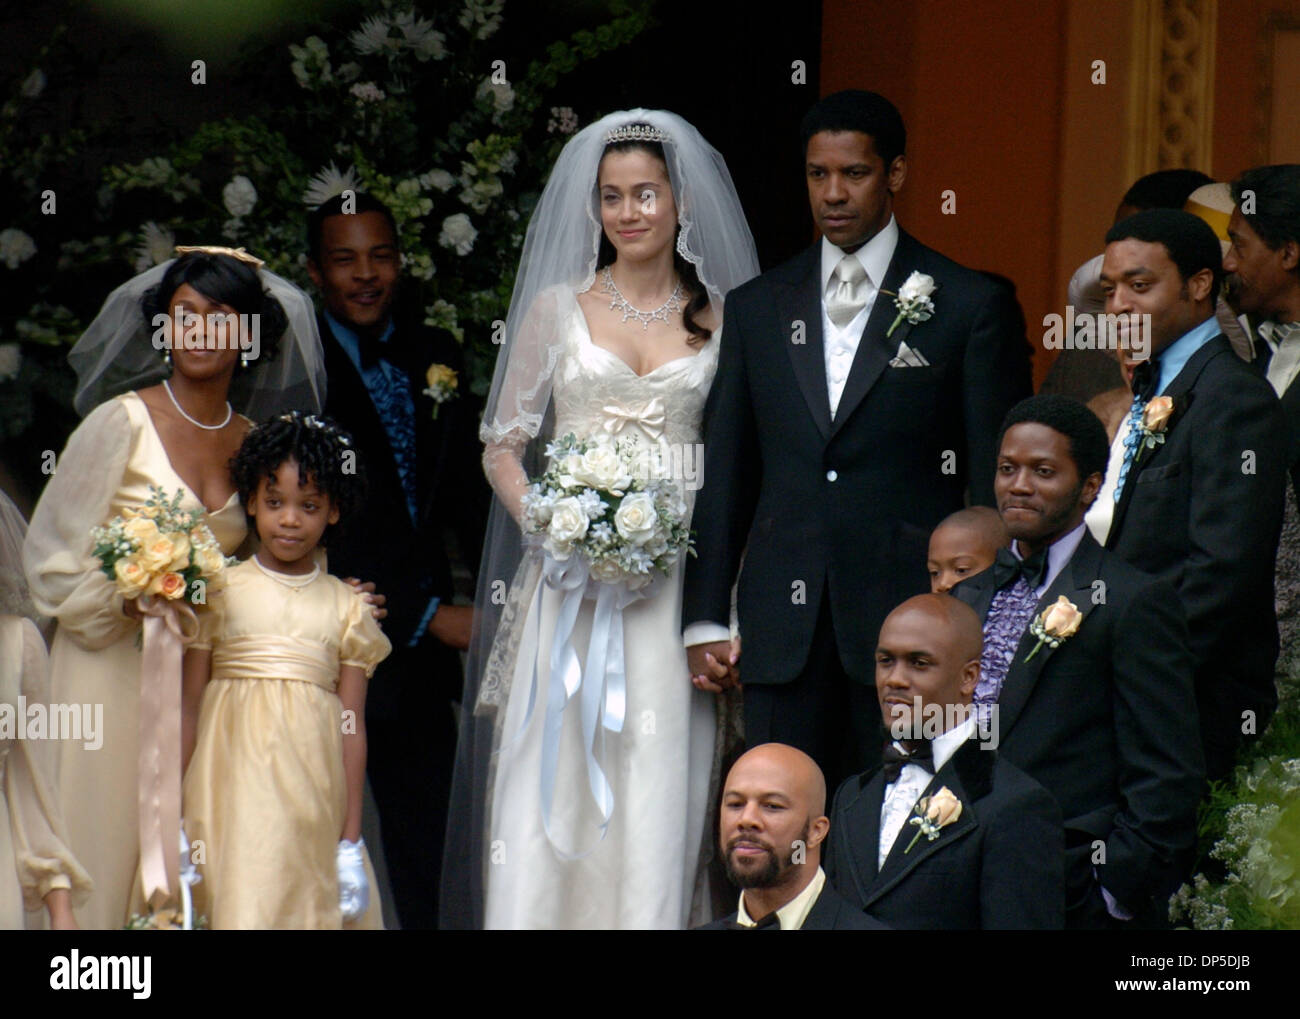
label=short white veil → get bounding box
[440,108,760,928]
[68,258,326,420]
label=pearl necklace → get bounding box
[251,553,319,588]
[164,379,232,431]
[599,267,684,330]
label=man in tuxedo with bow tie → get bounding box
[307,192,488,927]
[823,593,1064,930]
[1100,209,1288,780]
[952,394,1204,927]
[682,89,1032,791]
[696,743,885,930]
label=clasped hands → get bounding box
[687,637,741,693]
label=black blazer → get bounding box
[824,738,1064,930]
[682,231,1031,683]
[694,877,888,930]
[319,312,487,715]
[1106,332,1287,774]
[1258,340,1300,503]
[953,532,1204,923]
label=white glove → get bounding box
[337,837,369,921]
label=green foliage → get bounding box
[1,1,652,443]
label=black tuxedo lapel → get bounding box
[996,534,1104,739]
[780,245,832,440]
[838,767,886,904]
[1107,334,1221,544]
[861,740,985,907]
[830,231,920,437]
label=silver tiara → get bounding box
[604,124,671,145]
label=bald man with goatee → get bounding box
[696,743,885,930]
[824,594,1065,929]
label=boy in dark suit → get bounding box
[824,593,1064,930]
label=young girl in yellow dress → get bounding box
[180,412,390,929]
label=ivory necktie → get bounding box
[826,255,869,327]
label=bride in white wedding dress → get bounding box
[441,110,759,929]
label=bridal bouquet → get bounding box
[91,485,233,605]
[521,433,692,589]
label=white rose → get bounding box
[20,69,45,98]
[614,492,658,546]
[572,444,633,493]
[547,496,589,545]
[898,271,937,303]
[421,169,455,192]
[0,228,37,270]
[0,342,21,381]
[222,175,257,218]
[589,558,626,583]
[438,213,478,256]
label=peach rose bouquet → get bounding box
[91,485,232,608]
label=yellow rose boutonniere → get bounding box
[905,786,963,853]
[423,363,458,419]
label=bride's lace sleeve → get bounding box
[23,398,137,650]
[481,287,565,524]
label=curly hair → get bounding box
[229,412,366,546]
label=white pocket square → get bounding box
[888,341,930,367]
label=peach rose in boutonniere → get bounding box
[905,785,963,853]
[423,363,458,419]
[1138,395,1174,454]
[1024,595,1083,662]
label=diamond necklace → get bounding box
[164,379,232,430]
[599,266,684,330]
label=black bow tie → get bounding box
[882,739,934,783]
[726,910,781,930]
[356,332,395,371]
[990,544,1047,592]
[1130,358,1160,402]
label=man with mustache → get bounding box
[307,192,489,928]
[824,593,1064,930]
[696,743,883,929]
[683,89,1031,795]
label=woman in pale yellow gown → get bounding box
[22,248,325,926]
[182,556,389,928]
[1,494,92,929]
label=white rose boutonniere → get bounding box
[1023,595,1083,662]
[904,786,963,853]
[885,270,937,338]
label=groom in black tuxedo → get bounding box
[1100,209,1288,780]
[307,192,488,928]
[952,395,1204,927]
[824,594,1064,929]
[682,90,1032,789]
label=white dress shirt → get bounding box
[683,219,900,648]
[878,713,976,870]
[820,217,899,418]
[1259,320,1300,397]
[735,866,827,929]
[1086,418,1132,544]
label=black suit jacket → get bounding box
[1106,332,1287,773]
[682,231,1031,683]
[824,738,1064,930]
[319,312,488,716]
[953,532,1204,923]
[694,877,888,930]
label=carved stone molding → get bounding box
[1126,0,1218,179]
